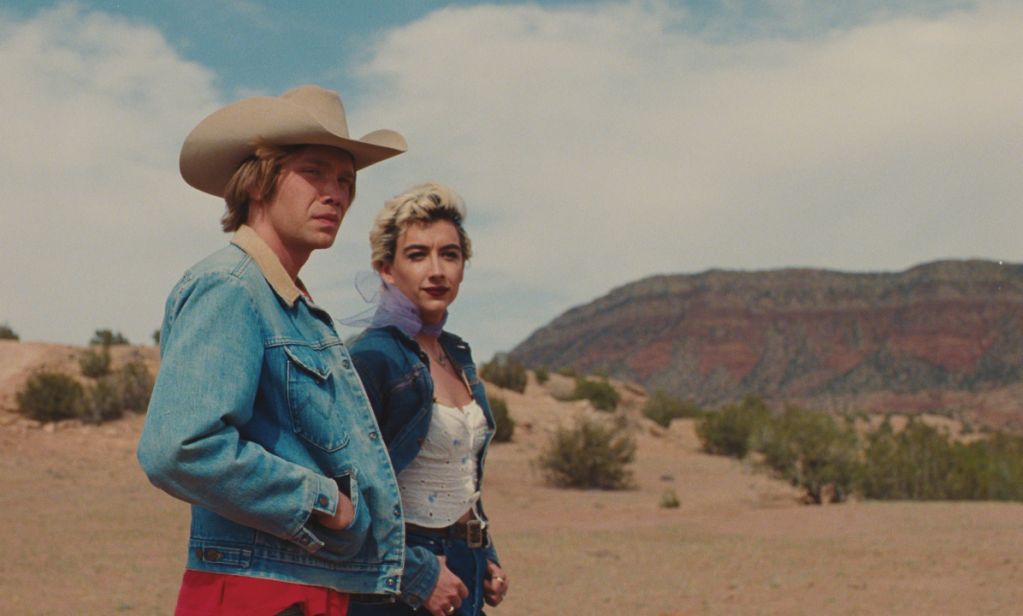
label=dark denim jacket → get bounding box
[138,227,405,597]
[349,326,500,609]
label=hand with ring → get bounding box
[483,560,510,607]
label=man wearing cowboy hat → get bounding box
[139,85,409,615]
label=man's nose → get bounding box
[322,178,347,206]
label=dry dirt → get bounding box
[2,345,1023,615]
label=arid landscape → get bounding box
[3,341,1023,615]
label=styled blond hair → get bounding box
[220,140,357,232]
[370,182,472,272]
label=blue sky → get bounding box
[1,0,1021,361]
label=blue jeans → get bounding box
[349,529,489,616]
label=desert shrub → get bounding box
[536,417,636,489]
[643,392,704,427]
[859,421,1023,501]
[570,377,621,412]
[90,329,129,346]
[556,366,577,378]
[17,371,85,422]
[78,346,112,378]
[488,394,515,443]
[479,353,527,393]
[84,377,124,423]
[759,405,861,504]
[111,359,155,413]
[0,323,19,340]
[152,329,161,346]
[534,366,550,384]
[696,394,772,458]
[660,488,681,509]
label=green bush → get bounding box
[556,366,577,378]
[90,329,130,346]
[111,358,155,413]
[660,488,681,509]
[17,371,85,423]
[759,405,861,504]
[696,394,771,458]
[0,323,19,341]
[536,417,636,489]
[643,392,704,427]
[84,377,124,423]
[78,346,112,378]
[488,394,515,443]
[479,353,527,393]
[570,377,621,412]
[534,366,550,384]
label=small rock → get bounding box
[43,422,56,433]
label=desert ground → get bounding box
[2,341,1023,615]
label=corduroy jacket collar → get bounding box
[230,225,308,307]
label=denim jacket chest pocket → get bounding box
[284,344,350,452]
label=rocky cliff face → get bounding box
[511,260,1023,425]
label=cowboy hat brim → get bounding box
[180,88,407,198]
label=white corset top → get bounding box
[397,399,490,527]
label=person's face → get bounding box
[381,220,465,325]
[255,145,355,258]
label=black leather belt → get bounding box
[406,520,488,549]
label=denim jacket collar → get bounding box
[231,225,307,307]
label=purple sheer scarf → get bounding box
[340,271,446,339]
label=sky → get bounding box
[1,0,1021,361]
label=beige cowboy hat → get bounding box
[180,84,407,197]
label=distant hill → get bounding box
[510,260,1023,426]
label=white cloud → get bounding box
[0,4,225,344]
[352,0,1023,357]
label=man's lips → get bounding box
[313,214,339,227]
[424,286,448,297]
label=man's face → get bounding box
[256,145,356,258]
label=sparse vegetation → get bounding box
[556,366,577,378]
[643,391,704,427]
[488,394,515,443]
[17,371,86,423]
[536,417,636,490]
[85,377,124,423]
[758,405,860,504]
[695,395,1023,504]
[660,488,681,508]
[111,356,155,413]
[0,323,19,340]
[534,365,549,384]
[78,345,112,378]
[696,394,771,458]
[569,377,621,412]
[90,329,130,346]
[479,353,528,393]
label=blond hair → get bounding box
[220,140,357,232]
[370,182,472,272]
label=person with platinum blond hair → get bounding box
[344,182,510,616]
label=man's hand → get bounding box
[315,493,355,530]
[424,555,468,616]
[483,560,509,607]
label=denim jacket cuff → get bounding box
[289,474,340,553]
[397,547,440,609]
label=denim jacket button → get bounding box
[205,549,221,562]
[393,506,401,517]
[194,548,202,560]
[342,360,350,369]
[369,431,379,440]
[386,578,396,587]
[300,536,311,545]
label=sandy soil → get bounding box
[2,345,1022,615]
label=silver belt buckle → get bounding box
[465,520,484,548]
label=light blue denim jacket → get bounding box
[137,226,405,597]
[349,326,499,610]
